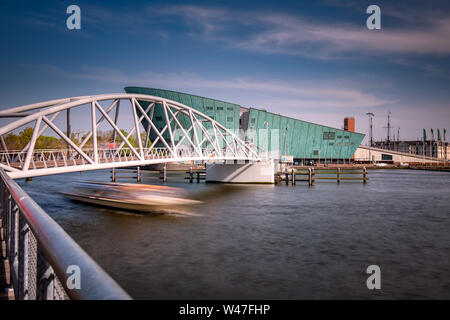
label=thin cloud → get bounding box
[15,63,393,110]
[59,65,393,110]
[21,3,450,57]
[158,5,450,58]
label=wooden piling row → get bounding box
[186,167,205,183]
[275,167,368,185]
[110,166,142,183]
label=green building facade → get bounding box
[124,87,364,160]
[245,108,364,159]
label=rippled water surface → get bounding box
[18,169,450,299]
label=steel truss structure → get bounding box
[0,94,261,179]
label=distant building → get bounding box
[373,140,449,160]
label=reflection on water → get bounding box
[18,169,450,299]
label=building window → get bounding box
[323,132,336,140]
[206,106,213,111]
[344,135,350,139]
[337,135,342,139]
[251,118,256,124]
[227,117,234,122]
[217,107,223,110]
[313,150,319,155]
[227,107,234,111]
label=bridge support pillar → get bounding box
[205,160,275,184]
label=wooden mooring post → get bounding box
[162,165,167,183]
[363,166,367,183]
[337,168,340,183]
[137,166,141,183]
[308,168,314,186]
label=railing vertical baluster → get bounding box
[10,202,20,297]
[18,217,26,299]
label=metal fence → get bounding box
[0,168,131,300]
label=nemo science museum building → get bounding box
[125,87,365,164]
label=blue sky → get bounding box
[1,0,450,142]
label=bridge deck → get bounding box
[8,155,143,170]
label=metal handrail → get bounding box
[0,168,131,300]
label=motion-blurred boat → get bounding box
[62,182,201,212]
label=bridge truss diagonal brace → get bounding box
[133,100,177,158]
[162,101,176,153]
[113,101,153,156]
[94,101,142,161]
[80,99,119,149]
[191,112,221,155]
[131,98,144,158]
[23,116,42,171]
[146,109,181,155]
[42,116,94,165]
[166,105,203,157]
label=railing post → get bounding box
[189,167,193,183]
[308,168,313,186]
[292,169,296,186]
[337,168,340,183]
[111,168,115,182]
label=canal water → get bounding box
[18,169,450,299]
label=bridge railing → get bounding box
[0,145,259,171]
[0,168,131,300]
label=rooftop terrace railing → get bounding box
[0,168,131,300]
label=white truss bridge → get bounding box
[0,94,261,179]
